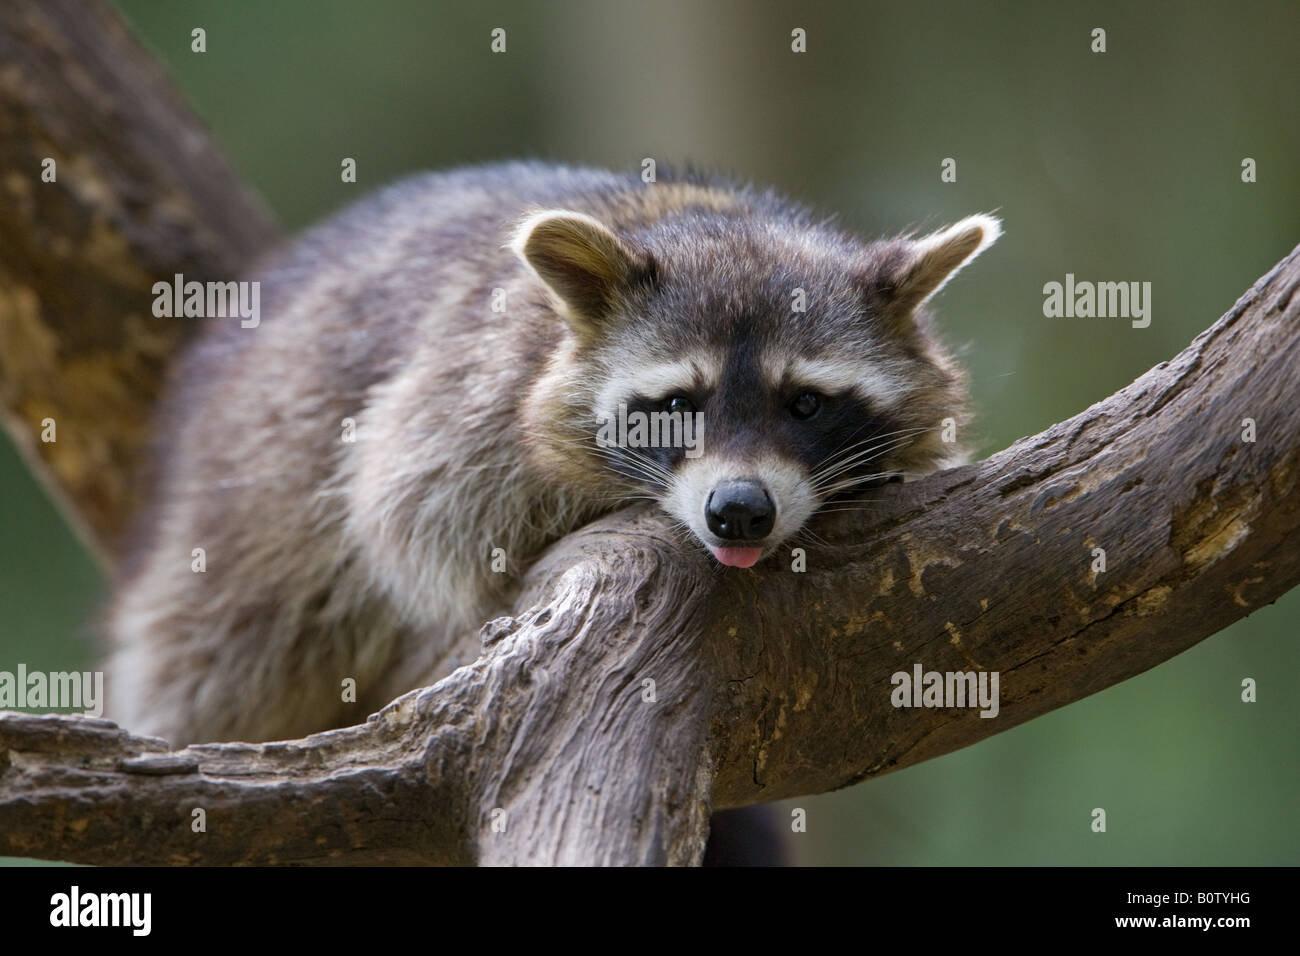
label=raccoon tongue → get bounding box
[710,546,764,568]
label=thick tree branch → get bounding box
[0,0,277,564]
[3,243,1298,865]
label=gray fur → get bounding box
[105,161,997,745]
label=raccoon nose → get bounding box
[705,480,775,541]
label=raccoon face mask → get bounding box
[515,207,1000,567]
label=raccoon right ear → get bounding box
[872,214,1002,319]
[511,210,651,340]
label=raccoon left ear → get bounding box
[876,214,1001,316]
[511,210,651,340]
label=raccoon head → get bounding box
[514,204,999,568]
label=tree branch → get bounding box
[0,0,277,565]
[4,243,1298,865]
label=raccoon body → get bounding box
[105,161,998,746]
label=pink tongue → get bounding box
[710,546,764,568]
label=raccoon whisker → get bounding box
[811,445,910,488]
[823,424,928,460]
[821,468,904,489]
[791,525,830,549]
[598,447,671,474]
[806,502,909,515]
[620,463,676,489]
[587,440,677,478]
[521,429,674,464]
[666,522,695,545]
[813,474,904,500]
[815,444,914,476]
[811,427,931,479]
[819,424,930,457]
[812,493,898,513]
[586,444,676,485]
[594,480,668,500]
[815,470,907,497]
[542,431,611,451]
[809,434,924,489]
[588,494,660,505]
[834,423,932,452]
[589,456,673,491]
[539,432,622,449]
[655,518,697,552]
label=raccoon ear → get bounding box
[874,214,1001,318]
[512,210,650,339]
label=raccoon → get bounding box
[105,161,999,746]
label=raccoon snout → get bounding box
[705,480,775,541]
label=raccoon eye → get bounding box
[664,395,695,414]
[789,391,822,420]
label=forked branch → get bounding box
[3,244,1298,865]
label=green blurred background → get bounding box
[3,0,1297,864]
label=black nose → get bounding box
[705,480,775,541]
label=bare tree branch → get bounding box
[0,0,277,565]
[3,243,1298,864]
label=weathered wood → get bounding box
[0,0,278,564]
[0,539,718,866]
[3,244,1297,865]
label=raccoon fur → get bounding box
[105,161,999,746]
